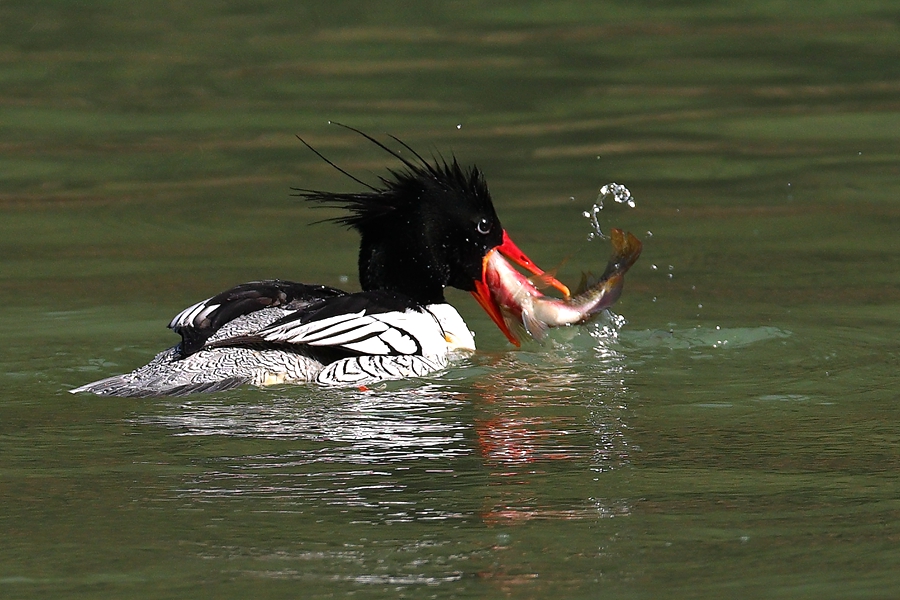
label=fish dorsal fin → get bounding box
[574,271,599,296]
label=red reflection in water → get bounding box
[471,373,588,526]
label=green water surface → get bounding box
[2,2,899,598]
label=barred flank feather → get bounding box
[69,346,324,397]
[315,355,447,387]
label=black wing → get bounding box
[289,290,420,324]
[169,280,347,357]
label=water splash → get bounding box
[590,310,628,343]
[583,182,635,240]
[599,183,636,208]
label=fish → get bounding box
[473,228,643,344]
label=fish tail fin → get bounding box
[600,229,643,280]
[576,229,642,318]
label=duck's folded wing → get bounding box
[253,290,441,357]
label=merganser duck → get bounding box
[70,128,568,397]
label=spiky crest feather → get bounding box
[292,136,492,234]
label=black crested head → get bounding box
[294,126,504,304]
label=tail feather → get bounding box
[68,346,320,398]
[69,373,249,398]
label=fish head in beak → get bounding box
[470,230,569,346]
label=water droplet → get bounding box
[456,123,462,130]
[646,230,653,237]
[698,304,703,309]
[598,183,635,208]
[651,264,658,270]
[583,183,635,240]
[668,265,674,271]
[339,275,349,284]
[667,273,673,279]
[583,205,604,238]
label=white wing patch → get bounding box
[169,298,219,329]
[259,309,437,355]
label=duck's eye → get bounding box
[476,218,492,235]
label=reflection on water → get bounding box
[474,322,634,525]
[123,322,639,592]
[141,385,473,523]
[148,385,470,455]
[136,319,635,530]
